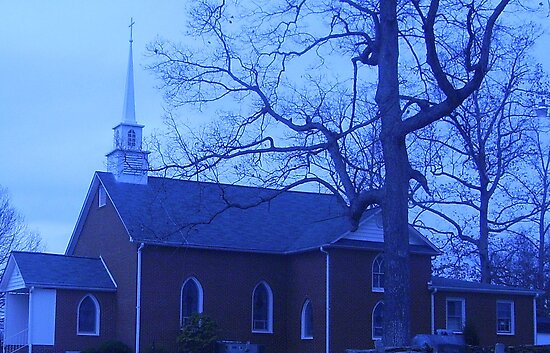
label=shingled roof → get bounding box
[429,276,538,296]
[0,252,117,292]
[67,172,439,255]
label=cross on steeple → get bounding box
[129,17,135,43]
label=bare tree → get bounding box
[411,31,539,283]
[0,187,43,269]
[0,186,44,328]
[501,83,550,314]
[149,0,512,345]
[529,123,550,313]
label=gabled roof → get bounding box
[429,276,538,296]
[0,252,116,292]
[66,172,439,255]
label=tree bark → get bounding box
[376,0,412,346]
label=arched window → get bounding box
[128,130,136,148]
[77,295,100,335]
[180,277,204,327]
[372,301,384,340]
[301,299,313,339]
[372,254,384,292]
[252,281,273,333]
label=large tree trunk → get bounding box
[377,0,412,346]
[381,140,412,347]
[479,190,491,283]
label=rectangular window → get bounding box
[446,298,465,333]
[98,185,106,208]
[496,301,514,335]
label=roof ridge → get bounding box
[95,171,339,198]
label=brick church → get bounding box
[0,32,539,353]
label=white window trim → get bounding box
[372,301,384,340]
[180,277,204,327]
[496,300,515,336]
[251,281,274,334]
[77,294,100,336]
[372,254,384,293]
[301,299,313,340]
[446,297,466,334]
[98,186,106,208]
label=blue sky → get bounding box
[0,1,187,253]
[0,2,549,254]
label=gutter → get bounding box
[135,243,145,353]
[428,285,539,296]
[320,247,330,353]
[430,287,437,334]
[28,286,34,353]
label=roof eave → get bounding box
[25,283,117,292]
[428,285,540,296]
[131,238,287,255]
[322,242,441,256]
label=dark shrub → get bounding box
[82,340,132,353]
[177,313,218,353]
[463,320,480,346]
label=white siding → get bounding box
[343,212,431,246]
[537,333,550,345]
[5,265,25,292]
[5,293,29,344]
[345,214,384,242]
[30,288,56,345]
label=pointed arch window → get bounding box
[77,295,100,336]
[372,254,384,292]
[301,299,313,339]
[128,130,136,148]
[180,277,204,327]
[252,281,273,333]
[372,301,384,340]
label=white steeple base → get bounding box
[107,149,149,185]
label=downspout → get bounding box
[534,294,539,345]
[135,243,145,353]
[430,288,437,334]
[28,286,34,353]
[320,247,330,353]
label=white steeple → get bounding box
[122,19,136,124]
[106,18,149,185]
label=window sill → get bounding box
[252,330,273,334]
[372,288,384,293]
[77,332,99,337]
[301,336,313,340]
[497,332,515,336]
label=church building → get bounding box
[0,29,540,353]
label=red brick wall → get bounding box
[329,249,432,353]
[71,186,138,350]
[285,251,327,353]
[53,290,117,352]
[433,290,535,346]
[138,246,290,353]
[136,245,433,353]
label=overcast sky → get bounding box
[1,2,549,254]
[0,1,188,253]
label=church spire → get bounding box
[106,19,149,185]
[122,18,136,124]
